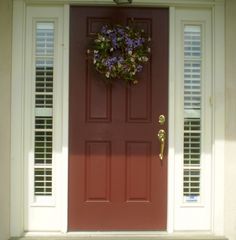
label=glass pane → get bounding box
[183,25,201,203]
[34,22,54,197]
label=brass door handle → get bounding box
[157,129,166,160]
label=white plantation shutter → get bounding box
[183,26,201,202]
[34,22,54,196]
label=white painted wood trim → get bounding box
[167,6,176,234]
[24,0,223,7]
[174,9,213,231]
[212,1,225,235]
[60,4,70,233]
[10,0,225,236]
[11,0,26,236]
[23,5,65,231]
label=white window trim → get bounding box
[27,19,56,207]
[11,0,225,237]
[174,9,213,231]
[24,6,66,231]
[11,1,69,234]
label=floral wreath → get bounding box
[91,24,151,84]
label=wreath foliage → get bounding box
[91,24,151,84]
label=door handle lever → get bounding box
[157,129,166,160]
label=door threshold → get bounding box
[12,231,227,240]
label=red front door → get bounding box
[69,6,169,231]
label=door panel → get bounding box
[69,6,169,231]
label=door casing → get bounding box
[10,0,225,236]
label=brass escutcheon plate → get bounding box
[158,114,165,125]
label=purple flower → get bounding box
[118,56,124,63]
[117,27,124,35]
[94,52,100,59]
[101,25,108,34]
[126,37,133,48]
[134,38,143,48]
[112,38,117,48]
[136,65,143,72]
[105,57,118,70]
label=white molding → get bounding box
[174,8,213,231]
[60,4,70,233]
[23,5,65,231]
[24,0,222,7]
[212,1,225,235]
[10,0,225,236]
[167,6,176,234]
[11,0,26,236]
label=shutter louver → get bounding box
[34,23,54,197]
[183,26,201,202]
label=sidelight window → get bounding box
[183,25,202,203]
[34,22,54,197]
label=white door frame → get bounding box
[11,0,225,237]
